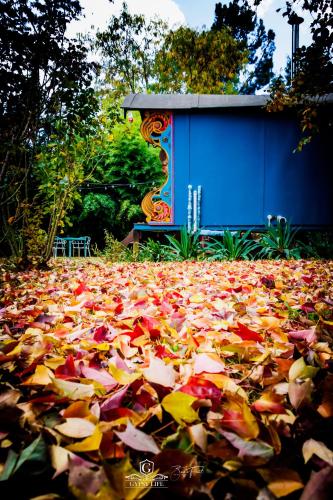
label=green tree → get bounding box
[0,0,98,263]
[254,0,332,149]
[30,120,107,263]
[68,117,164,246]
[212,0,276,94]
[155,26,248,94]
[95,2,167,97]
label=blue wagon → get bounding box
[122,94,333,236]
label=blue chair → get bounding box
[53,237,66,257]
[72,236,91,257]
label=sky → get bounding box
[67,0,313,77]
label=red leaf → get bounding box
[302,276,314,284]
[83,301,101,311]
[100,385,129,413]
[261,276,275,289]
[55,355,77,379]
[16,354,45,378]
[93,325,108,342]
[74,282,90,296]
[135,316,161,340]
[301,302,316,313]
[236,322,264,342]
[114,302,123,315]
[179,376,222,409]
[288,327,317,343]
[155,345,179,359]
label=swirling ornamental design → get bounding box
[140,112,173,223]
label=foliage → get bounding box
[212,0,276,94]
[206,229,258,260]
[256,222,305,259]
[155,25,248,94]
[100,230,133,262]
[69,116,163,244]
[79,193,117,230]
[303,231,333,259]
[0,0,98,265]
[254,0,333,149]
[5,118,106,266]
[138,238,173,262]
[164,227,204,260]
[95,2,167,97]
[0,259,333,498]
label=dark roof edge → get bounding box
[121,93,333,111]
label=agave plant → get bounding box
[257,222,303,259]
[138,238,172,262]
[164,226,203,261]
[205,229,257,261]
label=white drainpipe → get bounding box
[187,185,193,233]
[193,189,198,233]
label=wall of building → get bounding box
[172,109,332,228]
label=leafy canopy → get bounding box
[0,0,98,263]
[95,2,167,96]
[155,25,248,94]
[212,0,276,94]
[254,0,333,149]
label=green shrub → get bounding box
[205,229,257,261]
[101,230,133,262]
[164,227,203,261]
[256,222,305,260]
[303,231,333,259]
[138,238,172,262]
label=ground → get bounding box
[0,259,333,499]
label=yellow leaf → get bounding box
[94,310,107,317]
[142,355,176,387]
[108,364,141,385]
[55,418,95,438]
[44,356,66,369]
[161,320,179,338]
[63,401,94,420]
[223,460,242,471]
[6,342,23,356]
[52,378,95,400]
[189,294,205,303]
[303,439,333,465]
[242,402,260,439]
[22,365,54,385]
[94,342,111,351]
[50,445,75,478]
[67,426,103,452]
[258,468,303,498]
[289,358,319,381]
[131,335,149,347]
[24,327,44,336]
[260,316,282,329]
[80,340,110,351]
[201,373,248,401]
[188,423,207,452]
[161,392,198,425]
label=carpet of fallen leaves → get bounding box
[1,259,333,500]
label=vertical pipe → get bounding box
[197,185,202,230]
[289,14,303,80]
[193,189,198,233]
[187,184,192,233]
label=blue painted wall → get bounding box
[172,109,332,228]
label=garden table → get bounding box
[60,237,90,257]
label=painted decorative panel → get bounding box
[140,112,173,223]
